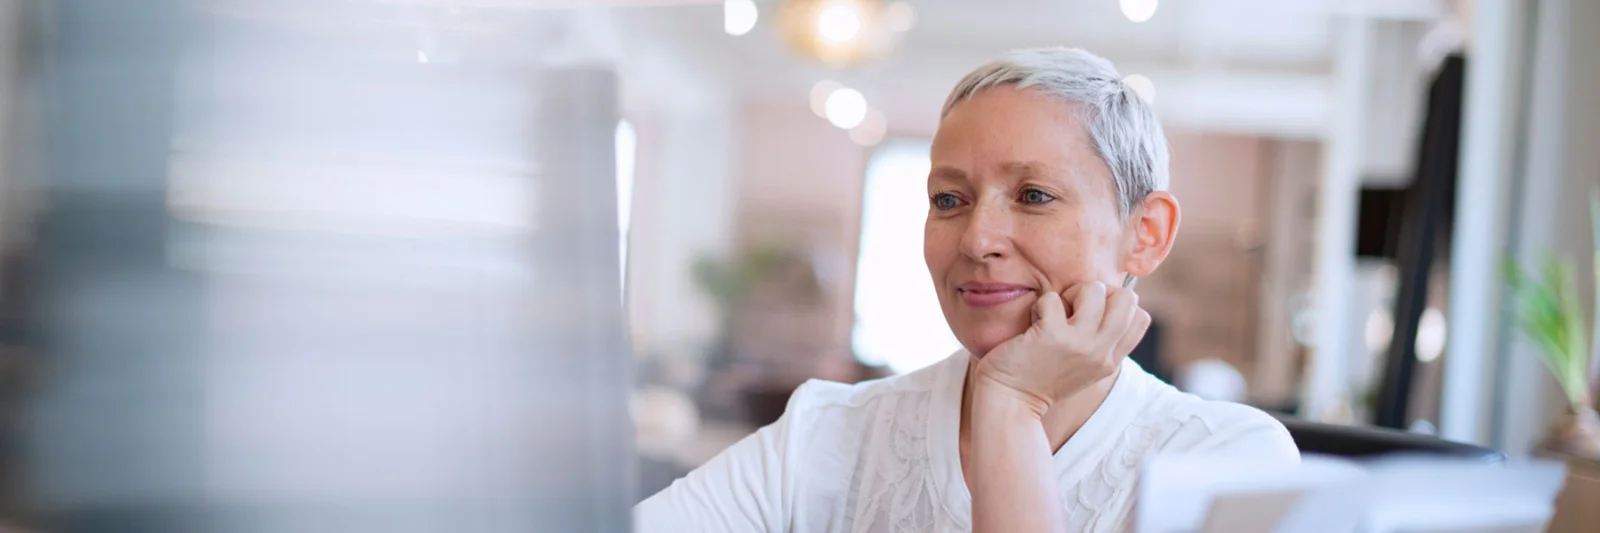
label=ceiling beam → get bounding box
[1197,0,1446,21]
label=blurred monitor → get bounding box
[1355,187,1408,260]
[22,2,634,532]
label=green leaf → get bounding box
[1506,253,1592,409]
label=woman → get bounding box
[635,47,1299,533]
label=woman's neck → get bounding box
[957,355,1120,469]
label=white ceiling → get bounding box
[205,0,1448,139]
[598,0,1446,138]
[898,0,1334,70]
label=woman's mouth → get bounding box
[956,282,1034,308]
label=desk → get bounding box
[1546,453,1600,533]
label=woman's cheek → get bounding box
[1018,240,1091,293]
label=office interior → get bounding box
[0,0,1597,531]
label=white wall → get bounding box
[603,9,744,364]
[625,105,739,360]
[1444,0,1600,455]
[1497,0,1600,455]
[732,103,867,356]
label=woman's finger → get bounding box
[1066,281,1107,331]
[1099,287,1138,335]
[1092,288,1137,356]
[1112,308,1152,358]
[1033,290,1069,332]
[1058,284,1082,319]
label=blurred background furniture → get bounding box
[1275,415,1505,463]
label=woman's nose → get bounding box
[959,202,1013,261]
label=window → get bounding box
[852,140,962,374]
[616,119,636,296]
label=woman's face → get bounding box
[925,86,1135,358]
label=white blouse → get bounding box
[635,352,1300,533]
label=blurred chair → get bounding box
[1274,415,1505,463]
[1175,358,1245,403]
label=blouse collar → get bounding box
[924,351,1153,526]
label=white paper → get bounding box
[1137,454,1568,533]
[1358,457,1567,533]
[1137,454,1366,533]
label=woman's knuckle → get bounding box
[1097,355,1117,374]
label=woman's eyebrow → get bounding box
[929,165,967,183]
[1000,161,1056,177]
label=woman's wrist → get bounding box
[971,373,1052,420]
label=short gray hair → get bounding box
[941,47,1169,217]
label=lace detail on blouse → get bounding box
[847,389,1184,533]
[1059,400,1185,533]
[845,391,941,533]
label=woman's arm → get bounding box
[967,382,1064,532]
[634,407,795,533]
[968,282,1151,533]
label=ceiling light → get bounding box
[849,109,887,146]
[1123,74,1156,103]
[778,0,900,68]
[1365,308,1394,354]
[810,79,843,118]
[1415,308,1447,363]
[817,1,862,43]
[416,50,429,63]
[825,87,868,129]
[884,2,915,32]
[1120,0,1158,23]
[725,0,759,36]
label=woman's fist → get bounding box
[971,281,1151,416]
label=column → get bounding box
[1304,16,1371,421]
[1441,0,1532,445]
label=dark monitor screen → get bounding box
[1356,187,1408,260]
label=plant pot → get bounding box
[1540,405,1600,462]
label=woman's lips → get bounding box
[957,282,1034,308]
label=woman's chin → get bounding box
[958,326,1028,359]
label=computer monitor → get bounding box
[22,2,634,531]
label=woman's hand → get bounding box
[971,281,1151,417]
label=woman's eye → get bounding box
[931,193,962,210]
[1020,188,1056,205]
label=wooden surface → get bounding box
[1546,453,1600,533]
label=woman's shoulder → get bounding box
[781,351,963,428]
[1131,374,1299,461]
[789,353,955,411]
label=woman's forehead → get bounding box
[931,89,1100,173]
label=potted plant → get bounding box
[690,242,826,424]
[1504,192,1600,461]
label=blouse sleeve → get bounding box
[1164,401,1301,464]
[633,386,813,533]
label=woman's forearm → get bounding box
[968,382,1065,533]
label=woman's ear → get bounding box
[1122,191,1180,277]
